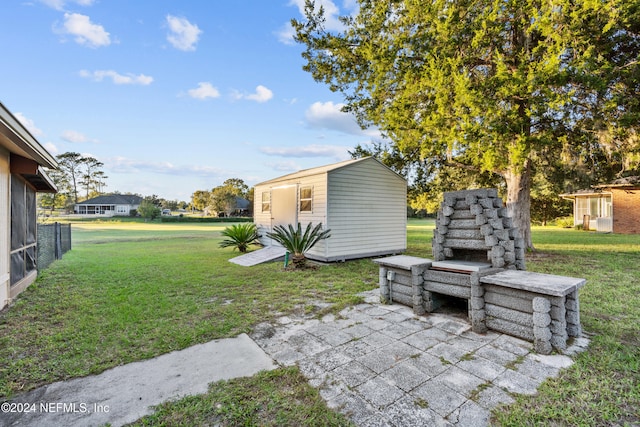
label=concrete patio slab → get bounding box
[3,334,276,427]
[252,288,590,426]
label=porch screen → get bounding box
[10,175,37,285]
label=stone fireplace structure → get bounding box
[375,189,586,354]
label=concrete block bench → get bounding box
[480,270,585,354]
[373,256,432,315]
[374,256,586,354]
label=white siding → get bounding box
[0,147,10,308]
[253,187,272,242]
[323,158,406,260]
[253,157,406,261]
[254,173,329,248]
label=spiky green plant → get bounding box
[219,223,262,253]
[266,222,331,268]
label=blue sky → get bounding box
[1,0,379,201]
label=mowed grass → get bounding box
[0,221,377,400]
[492,227,640,426]
[1,219,639,425]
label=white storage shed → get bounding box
[253,157,407,262]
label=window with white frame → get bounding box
[261,192,270,212]
[299,186,313,212]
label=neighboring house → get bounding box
[254,157,407,262]
[560,176,640,233]
[74,194,142,217]
[232,196,250,216]
[1,101,58,310]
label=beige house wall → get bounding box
[0,146,9,309]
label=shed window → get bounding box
[299,186,313,212]
[261,192,270,212]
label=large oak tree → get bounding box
[293,0,639,248]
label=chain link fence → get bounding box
[37,223,72,270]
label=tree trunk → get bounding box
[503,161,534,250]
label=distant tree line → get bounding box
[38,152,108,213]
[38,152,190,215]
[190,178,253,217]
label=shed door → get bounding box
[271,185,297,229]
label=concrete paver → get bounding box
[252,289,589,426]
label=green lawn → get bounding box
[0,219,638,425]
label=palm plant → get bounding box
[219,223,262,253]
[266,222,331,269]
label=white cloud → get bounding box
[233,85,274,103]
[259,144,351,160]
[44,142,59,155]
[61,130,90,143]
[107,157,225,177]
[305,101,377,136]
[246,85,273,103]
[187,82,220,100]
[40,0,95,11]
[276,23,296,45]
[61,13,110,48]
[79,70,153,85]
[166,15,201,51]
[265,160,302,172]
[14,112,44,137]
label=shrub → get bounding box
[266,223,331,269]
[555,216,574,228]
[219,223,262,253]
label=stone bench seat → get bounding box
[480,270,585,354]
[374,256,586,354]
[479,270,585,297]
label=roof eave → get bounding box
[0,101,58,169]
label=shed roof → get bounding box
[77,194,143,205]
[255,157,404,186]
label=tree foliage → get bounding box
[55,152,108,206]
[191,178,251,216]
[293,0,640,248]
[137,198,161,220]
[38,168,73,213]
